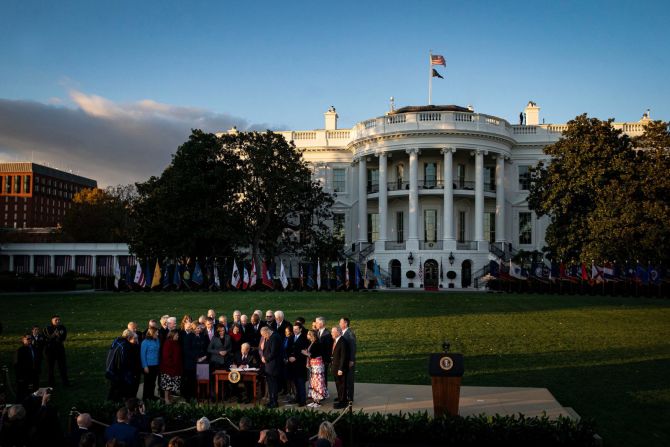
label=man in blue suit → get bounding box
[104,407,139,447]
[260,326,281,408]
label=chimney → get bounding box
[324,106,338,130]
[524,101,540,125]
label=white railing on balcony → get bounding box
[512,125,537,134]
[419,112,441,121]
[419,240,443,250]
[385,241,406,250]
[326,130,351,139]
[457,241,478,250]
[293,131,317,140]
[387,114,406,124]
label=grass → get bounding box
[0,290,669,446]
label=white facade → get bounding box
[278,103,651,289]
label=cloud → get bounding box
[0,90,272,186]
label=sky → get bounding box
[1,0,668,186]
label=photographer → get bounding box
[43,315,70,388]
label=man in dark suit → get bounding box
[260,326,281,408]
[104,407,139,447]
[69,412,93,447]
[231,343,260,403]
[340,317,357,402]
[144,417,167,447]
[43,315,70,387]
[330,326,350,409]
[29,325,45,391]
[274,310,291,336]
[15,334,38,401]
[287,323,309,406]
[315,317,332,386]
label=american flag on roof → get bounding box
[431,54,446,66]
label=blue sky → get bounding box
[1,0,668,185]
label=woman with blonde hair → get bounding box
[315,421,341,447]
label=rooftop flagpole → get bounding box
[428,51,433,105]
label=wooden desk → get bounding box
[213,369,263,404]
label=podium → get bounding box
[429,353,464,417]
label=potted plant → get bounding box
[447,270,456,288]
[406,270,416,288]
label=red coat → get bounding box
[160,338,183,376]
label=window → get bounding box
[518,165,531,190]
[396,211,404,242]
[24,176,30,194]
[333,213,345,240]
[484,212,496,242]
[367,169,379,193]
[485,167,496,191]
[424,163,437,188]
[424,209,437,242]
[332,168,346,192]
[5,175,12,193]
[367,213,379,243]
[457,164,466,188]
[396,164,405,189]
[519,212,532,244]
[15,176,21,194]
[458,211,466,242]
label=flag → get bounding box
[145,261,152,288]
[431,54,446,66]
[550,262,559,281]
[636,264,649,285]
[336,263,343,289]
[363,262,369,289]
[250,259,257,288]
[114,258,121,289]
[125,263,133,289]
[591,263,604,284]
[354,263,361,289]
[373,260,383,287]
[299,264,304,289]
[162,262,171,288]
[306,264,314,290]
[151,260,161,288]
[649,266,661,285]
[231,259,241,288]
[279,260,289,290]
[440,258,444,281]
[261,260,274,289]
[418,257,424,283]
[213,264,220,288]
[134,262,146,287]
[581,263,589,281]
[344,262,350,289]
[432,68,443,79]
[603,263,617,281]
[193,261,204,285]
[509,260,527,280]
[173,261,182,289]
[242,263,250,289]
[316,258,321,290]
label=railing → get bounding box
[293,131,316,140]
[388,181,409,191]
[384,241,406,250]
[512,125,538,134]
[457,241,478,250]
[419,240,443,250]
[419,180,443,190]
[386,114,406,124]
[489,242,506,260]
[326,130,350,139]
[367,184,380,193]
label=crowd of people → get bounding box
[3,308,356,446]
[104,309,357,411]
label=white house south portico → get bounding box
[279,102,651,289]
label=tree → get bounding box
[61,185,135,242]
[222,131,335,260]
[529,115,670,264]
[130,130,243,259]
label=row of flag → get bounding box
[114,257,388,291]
[491,260,666,286]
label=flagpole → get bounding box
[428,51,432,105]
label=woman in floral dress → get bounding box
[303,330,329,407]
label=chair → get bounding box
[196,363,210,400]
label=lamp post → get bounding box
[448,252,455,266]
[408,252,414,266]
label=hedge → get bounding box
[75,400,599,446]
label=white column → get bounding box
[9,255,14,272]
[495,155,506,244]
[29,254,35,274]
[50,255,56,275]
[377,152,388,250]
[407,148,419,250]
[92,254,98,277]
[442,147,455,249]
[357,158,368,244]
[474,150,485,247]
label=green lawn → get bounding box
[1,291,669,447]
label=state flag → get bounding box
[231,259,241,288]
[280,260,289,290]
[151,259,162,288]
[134,262,146,287]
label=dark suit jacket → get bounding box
[104,422,139,447]
[186,430,214,447]
[318,329,333,364]
[208,334,232,368]
[262,331,282,376]
[233,351,260,369]
[15,345,36,379]
[287,333,309,378]
[330,336,350,375]
[275,319,292,337]
[145,433,168,447]
[342,328,357,362]
[69,427,91,447]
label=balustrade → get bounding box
[385,241,406,250]
[419,240,443,250]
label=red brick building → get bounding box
[0,162,97,229]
